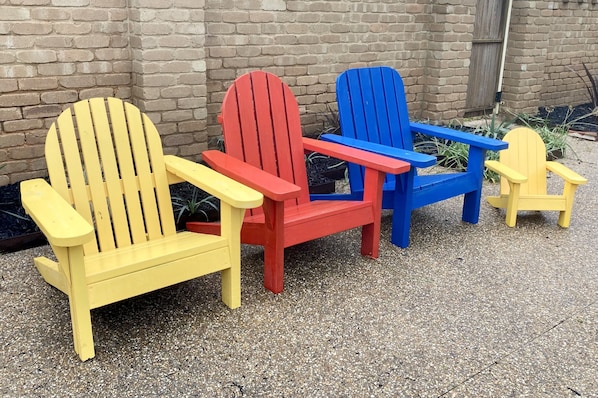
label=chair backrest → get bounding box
[336,66,414,191]
[218,71,311,214]
[45,98,177,255]
[499,127,548,196]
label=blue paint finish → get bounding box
[316,66,508,248]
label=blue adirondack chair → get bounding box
[316,66,508,248]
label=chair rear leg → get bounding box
[390,171,414,248]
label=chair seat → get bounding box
[83,232,231,309]
[380,172,478,209]
[85,232,229,284]
[242,200,375,247]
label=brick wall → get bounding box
[0,0,131,186]
[503,1,598,115]
[1,1,598,185]
[541,1,598,108]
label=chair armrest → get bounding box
[410,122,508,151]
[164,155,263,209]
[546,161,588,185]
[20,179,95,247]
[319,134,434,168]
[198,151,301,202]
[307,136,412,173]
[484,160,527,184]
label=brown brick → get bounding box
[31,8,70,21]
[0,108,22,121]
[22,104,62,119]
[57,50,94,63]
[12,22,53,35]
[72,9,110,21]
[178,142,204,157]
[143,99,177,112]
[23,129,49,145]
[74,36,110,49]
[162,133,194,147]
[8,144,44,160]
[0,80,18,93]
[0,93,40,107]
[162,110,193,122]
[79,88,115,99]
[52,0,90,5]
[96,73,130,86]
[41,91,79,104]
[16,50,57,64]
[37,63,77,76]
[0,160,28,175]
[0,133,26,149]
[10,171,48,185]
[54,23,92,35]
[2,8,31,21]
[3,119,43,133]
[59,75,96,88]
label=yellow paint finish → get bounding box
[485,127,587,227]
[20,98,263,361]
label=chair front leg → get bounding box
[262,197,285,294]
[462,147,486,224]
[361,168,386,258]
[219,203,243,309]
[505,181,521,227]
[61,246,95,361]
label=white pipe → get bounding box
[494,0,514,115]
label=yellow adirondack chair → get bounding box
[20,98,263,361]
[485,127,587,227]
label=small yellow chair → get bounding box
[485,127,587,227]
[20,98,263,361]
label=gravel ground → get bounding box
[1,136,596,397]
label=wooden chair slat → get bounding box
[73,100,117,252]
[55,107,100,254]
[143,113,176,237]
[88,98,132,248]
[105,98,147,244]
[122,100,162,240]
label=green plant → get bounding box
[171,187,219,224]
[568,62,598,108]
[315,103,341,137]
[413,113,514,182]
[514,107,583,160]
[305,151,329,165]
[0,207,31,221]
[0,166,32,221]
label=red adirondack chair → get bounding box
[187,71,410,294]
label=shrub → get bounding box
[569,62,598,109]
